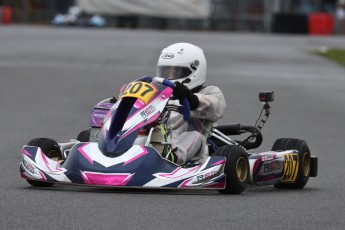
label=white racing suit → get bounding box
[168,85,226,165]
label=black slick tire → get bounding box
[272,138,311,189]
[214,145,249,194]
[77,130,90,142]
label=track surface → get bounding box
[1,26,345,230]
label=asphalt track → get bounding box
[1,26,345,230]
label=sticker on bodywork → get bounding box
[120,82,157,104]
[282,154,299,182]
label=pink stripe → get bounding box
[81,171,89,182]
[38,149,63,172]
[40,150,53,172]
[160,87,173,101]
[119,84,127,96]
[38,171,47,180]
[159,166,200,179]
[252,158,261,174]
[133,99,145,108]
[23,149,32,157]
[54,164,64,172]
[123,146,148,166]
[20,172,30,179]
[178,177,193,187]
[158,167,181,178]
[119,113,160,140]
[82,172,134,186]
[187,165,201,173]
[123,174,133,184]
[41,150,49,165]
[211,159,225,166]
[205,182,225,188]
[78,144,94,164]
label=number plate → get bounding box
[120,82,157,104]
[282,153,299,183]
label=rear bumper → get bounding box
[310,156,318,177]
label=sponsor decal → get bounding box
[141,105,156,119]
[23,159,35,174]
[93,112,106,119]
[91,110,108,127]
[197,171,220,181]
[282,154,299,182]
[263,161,281,173]
[162,53,174,59]
[145,105,155,115]
[261,154,274,161]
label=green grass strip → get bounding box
[314,48,345,67]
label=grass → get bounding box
[314,48,345,67]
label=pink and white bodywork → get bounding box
[20,142,226,188]
[20,78,226,189]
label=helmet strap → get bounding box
[182,78,191,84]
[191,85,205,93]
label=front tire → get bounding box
[272,138,311,189]
[214,145,249,194]
[26,138,63,187]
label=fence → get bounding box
[0,0,331,32]
[0,0,268,31]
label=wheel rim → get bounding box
[302,152,310,177]
[47,150,61,161]
[236,157,248,183]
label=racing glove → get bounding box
[173,82,200,111]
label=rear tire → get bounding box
[214,145,249,194]
[26,138,63,187]
[77,130,90,142]
[272,138,311,189]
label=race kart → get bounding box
[20,77,318,194]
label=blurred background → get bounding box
[1,1,345,229]
[0,0,344,35]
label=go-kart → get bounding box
[19,77,318,194]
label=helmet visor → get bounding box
[157,66,192,80]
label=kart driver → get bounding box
[156,42,226,165]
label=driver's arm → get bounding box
[192,86,226,122]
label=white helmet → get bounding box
[156,43,207,90]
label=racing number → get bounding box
[122,82,155,97]
[140,84,155,97]
[120,82,157,104]
[282,154,298,183]
[128,83,140,94]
